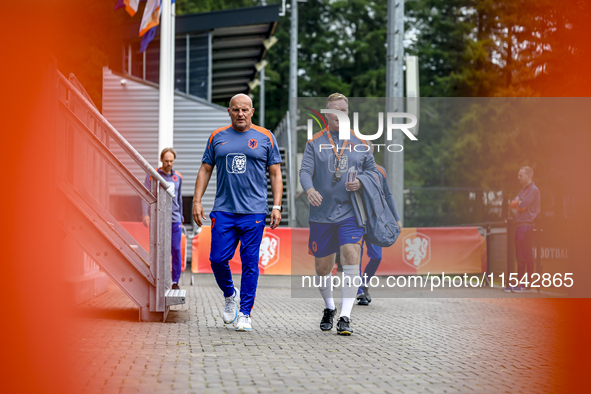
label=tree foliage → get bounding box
[402,0,590,213]
[160,0,591,211]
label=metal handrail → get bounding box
[69,73,98,110]
[454,221,506,229]
[57,73,174,197]
[58,101,157,205]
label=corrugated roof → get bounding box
[120,5,280,101]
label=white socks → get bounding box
[340,265,360,318]
[316,265,360,317]
[315,273,336,310]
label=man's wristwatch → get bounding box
[272,205,283,212]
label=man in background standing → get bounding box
[505,166,540,293]
[142,147,184,290]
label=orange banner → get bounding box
[193,226,485,275]
[368,227,486,275]
[193,227,292,275]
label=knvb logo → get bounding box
[402,232,431,269]
[259,233,280,269]
[304,107,417,153]
[226,153,247,174]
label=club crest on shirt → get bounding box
[248,139,258,149]
[328,153,349,173]
[226,153,247,174]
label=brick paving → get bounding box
[69,274,567,393]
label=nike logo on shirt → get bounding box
[256,220,263,223]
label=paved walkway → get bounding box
[69,274,567,393]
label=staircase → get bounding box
[57,72,185,322]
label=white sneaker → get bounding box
[222,287,240,324]
[235,312,252,331]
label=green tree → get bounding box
[266,0,393,129]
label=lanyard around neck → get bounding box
[325,129,349,160]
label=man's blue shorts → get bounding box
[308,216,364,258]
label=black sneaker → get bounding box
[172,282,180,290]
[320,308,337,331]
[357,294,369,306]
[362,286,372,303]
[336,316,353,335]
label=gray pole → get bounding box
[288,0,298,227]
[259,67,265,128]
[384,0,405,225]
[158,0,174,159]
[289,0,298,108]
[260,0,268,128]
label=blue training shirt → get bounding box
[202,124,282,214]
[300,128,379,223]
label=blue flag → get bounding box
[140,26,157,53]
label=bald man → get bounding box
[193,94,283,331]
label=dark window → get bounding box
[188,34,208,99]
[124,34,209,100]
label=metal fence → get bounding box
[272,112,295,227]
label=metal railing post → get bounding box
[484,222,491,286]
[150,180,172,313]
[506,218,516,281]
[149,180,159,312]
[286,111,296,228]
[159,185,173,308]
[534,220,542,293]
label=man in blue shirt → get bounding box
[356,141,403,305]
[142,147,184,290]
[505,166,541,293]
[300,93,379,335]
[192,93,283,332]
